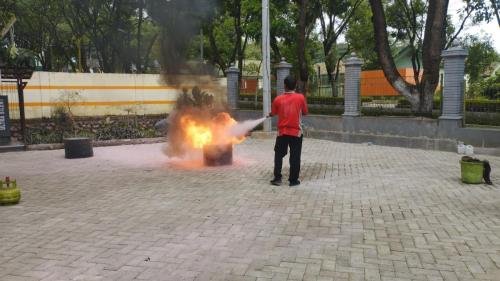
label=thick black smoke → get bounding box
[146,0,220,78]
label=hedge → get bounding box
[307,96,346,105]
[395,99,442,109]
[395,99,500,112]
[238,100,499,126]
[464,99,500,112]
[465,112,500,126]
[238,95,376,105]
[240,95,500,113]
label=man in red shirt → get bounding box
[268,75,308,186]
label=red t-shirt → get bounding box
[271,92,308,137]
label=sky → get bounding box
[448,0,500,52]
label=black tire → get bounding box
[64,137,94,159]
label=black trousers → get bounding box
[274,135,303,182]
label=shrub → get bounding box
[51,105,75,142]
[465,112,500,126]
[396,99,412,109]
[94,120,148,140]
[309,107,344,115]
[467,72,500,99]
[396,98,441,109]
[24,116,160,144]
[307,96,344,105]
[465,99,500,112]
[25,127,63,145]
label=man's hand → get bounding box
[266,113,273,118]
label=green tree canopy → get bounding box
[463,35,499,83]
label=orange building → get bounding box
[240,78,259,94]
[361,68,421,96]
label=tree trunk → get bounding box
[207,25,227,75]
[143,33,158,72]
[137,0,144,73]
[297,0,309,94]
[270,34,281,62]
[232,0,242,68]
[324,46,337,96]
[102,48,114,73]
[238,35,248,80]
[80,45,89,72]
[491,0,500,27]
[368,0,450,114]
[420,0,448,114]
[325,47,350,97]
[369,0,416,100]
[370,0,420,110]
[42,40,53,71]
[324,58,336,97]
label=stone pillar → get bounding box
[275,58,292,95]
[440,47,468,121]
[343,53,363,117]
[226,64,240,110]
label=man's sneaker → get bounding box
[289,180,300,187]
[270,178,282,186]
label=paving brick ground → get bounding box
[1,138,499,281]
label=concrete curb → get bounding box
[17,134,500,157]
[249,131,277,139]
[26,137,166,151]
[474,147,500,157]
[304,129,458,152]
[0,142,26,153]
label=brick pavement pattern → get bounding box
[1,138,499,281]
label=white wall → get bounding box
[1,72,227,119]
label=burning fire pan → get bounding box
[203,144,233,166]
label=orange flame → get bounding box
[180,112,245,149]
[181,117,213,148]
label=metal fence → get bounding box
[237,74,499,126]
[308,74,344,97]
[0,80,20,120]
[240,74,345,97]
[463,79,500,126]
[463,99,500,126]
[0,79,21,142]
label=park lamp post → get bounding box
[262,0,271,132]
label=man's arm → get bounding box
[302,96,308,115]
